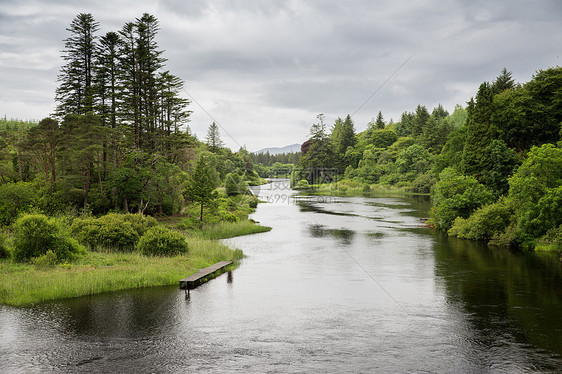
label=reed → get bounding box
[196,219,272,240]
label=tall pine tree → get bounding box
[55,13,99,116]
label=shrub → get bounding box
[448,197,515,241]
[225,173,247,196]
[71,214,139,251]
[32,250,58,269]
[0,182,38,226]
[0,233,10,259]
[295,179,310,190]
[218,211,239,223]
[138,226,189,256]
[120,213,158,236]
[430,168,494,230]
[411,173,436,194]
[248,196,258,209]
[518,186,562,247]
[488,223,519,248]
[12,214,85,263]
[535,225,562,251]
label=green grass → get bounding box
[534,243,562,252]
[0,206,270,306]
[306,182,412,196]
[190,219,272,240]
[0,237,243,306]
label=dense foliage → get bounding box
[0,233,9,259]
[12,214,85,263]
[283,66,562,251]
[0,14,265,264]
[1,14,561,256]
[138,226,189,256]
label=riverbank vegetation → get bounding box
[0,13,269,305]
[0,239,243,306]
[253,67,562,252]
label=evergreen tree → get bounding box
[330,117,343,144]
[462,82,495,177]
[136,13,166,152]
[184,155,219,220]
[394,111,415,137]
[299,114,337,182]
[206,122,224,153]
[95,31,122,130]
[420,105,451,153]
[55,13,99,116]
[331,115,356,169]
[493,67,515,94]
[158,71,191,138]
[375,111,385,129]
[412,105,430,137]
[331,115,356,156]
[119,21,141,148]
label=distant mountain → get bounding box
[254,143,301,155]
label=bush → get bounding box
[430,168,494,230]
[248,196,258,209]
[71,214,140,251]
[488,223,519,248]
[535,225,562,251]
[12,214,85,263]
[218,211,239,223]
[32,250,58,269]
[138,226,189,256]
[295,179,310,190]
[120,213,158,236]
[411,173,436,194]
[225,173,248,196]
[177,216,204,230]
[518,186,562,247]
[0,233,10,259]
[448,197,515,241]
[0,182,38,226]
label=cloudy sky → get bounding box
[1,0,561,151]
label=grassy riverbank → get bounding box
[0,236,244,307]
[299,180,427,197]
[0,215,272,307]
[182,219,272,240]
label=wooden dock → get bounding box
[179,261,233,290]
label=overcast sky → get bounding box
[1,0,561,151]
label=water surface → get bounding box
[1,180,561,373]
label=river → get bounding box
[1,180,561,373]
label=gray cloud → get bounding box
[1,0,561,151]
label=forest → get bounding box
[0,13,266,277]
[287,66,562,252]
[1,10,562,275]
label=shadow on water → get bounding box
[433,231,562,358]
[34,285,182,338]
[307,224,356,246]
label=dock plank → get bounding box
[179,260,233,289]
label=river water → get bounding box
[1,180,562,373]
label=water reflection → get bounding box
[2,182,562,373]
[434,234,562,358]
[307,224,356,246]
